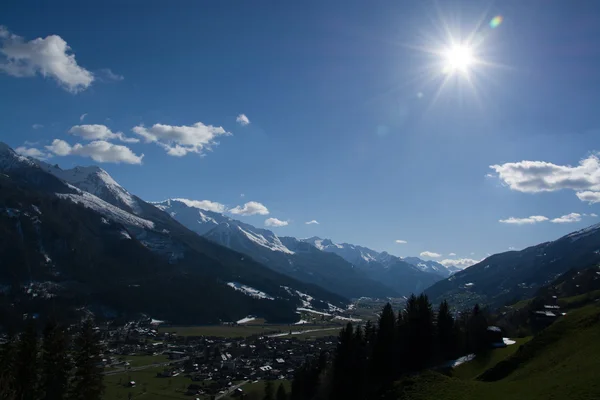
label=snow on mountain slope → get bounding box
[0,142,38,170]
[402,257,451,277]
[303,237,381,265]
[35,161,141,214]
[56,188,154,229]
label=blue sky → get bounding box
[1,0,599,267]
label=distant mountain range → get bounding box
[0,142,347,326]
[152,199,445,298]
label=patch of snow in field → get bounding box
[120,230,132,239]
[294,320,309,325]
[227,282,274,300]
[450,354,475,368]
[150,319,165,325]
[32,205,42,215]
[297,307,331,316]
[237,316,256,324]
[334,316,362,322]
[503,337,516,345]
[267,327,340,338]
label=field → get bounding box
[104,366,199,400]
[396,303,600,399]
[222,380,291,400]
[158,323,342,339]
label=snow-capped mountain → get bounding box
[300,237,444,294]
[153,199,399,298]
[35,161,142,214]
[402,257,454,277]
[304,236,455,278]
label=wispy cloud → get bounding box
[448,252,457,256]
[32,123,43,129]
[229,201,269,216]
[0,25,93,92]
[97,68,124,81]
[132,121,230,157]
[420,251,441,258]
[265,218,288,227]
[305,220,319,225]
[45,139,143,164]
[499,215,548,225]
[80,113,87,122]
[551,213,582,223]
[236,114,250,126]
[395,239,407,244]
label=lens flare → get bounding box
[489,15,503,29]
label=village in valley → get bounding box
[100,299,383,400]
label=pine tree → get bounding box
[276,383,288,400]
[41,320,71,400]
[71,319,104,400]
[0,333,17,400]
[330,323,354,400]
[370,303,396,389]
[436,300,455,360]
[263,379,274,400]
[416,294,434,366]
[467,304,489,354]
[14,322,40,400]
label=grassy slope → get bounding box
[451,337,531,380]
[397,304,600,400]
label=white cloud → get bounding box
[265,218,289,227]
[236,114,250,126]
[15,146,49,159]
[132,122,230,157]
[80,113,87,122]
[591,213,598,217]
[0,25,94,93]
[306,220,320,225]
[576,191,600,204]
[69,124,139,143]
[395,239,407,244]
[229,201,269,216]
[490,154,600,204]
[448,252,457,256]
[420,251,441,258]
[32,123,43,129]
[172,198,226,213]
[439,258,479,269]
[508,246,516,250]
[45,139,143,164]
[240,193,245,198]
[499,215,548,225]
[551,213,582,224]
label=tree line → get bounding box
[289,294,493,400]
[0,319,104,400]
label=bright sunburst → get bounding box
[443,44,475,74]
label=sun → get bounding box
[443,44,475,73]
